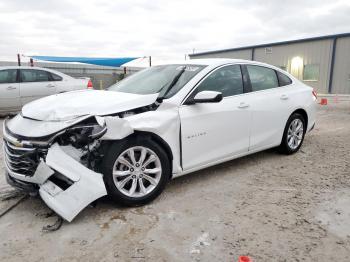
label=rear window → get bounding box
[51,73,63,81]
[277,71,292,86]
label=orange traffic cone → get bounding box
[238,256,252,262]
[320,98,328,105]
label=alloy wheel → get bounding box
[287,118,304,150]
[112,146,162,198]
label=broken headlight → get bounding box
[63,124,107,148]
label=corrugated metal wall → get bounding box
[332,37,350,94]
[191,49,252,60]
[254,39,333,94]
[190,36,350,94]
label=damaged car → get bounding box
[3,59,316,222]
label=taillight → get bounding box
[312,89,317,99]
[87,79,93,89]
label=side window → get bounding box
[50,73,63,81]
[21,69,50,83]
[195,65,243,97]
[0,69,17,84]
[277,71,292,86]
[247,65,278,92]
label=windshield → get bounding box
[108,64,206,98]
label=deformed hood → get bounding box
[21,90,159,121]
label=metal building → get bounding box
[189,33,350,94]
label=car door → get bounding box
[0,69,21,113]
[243,65,294,151]
[49,71,67,92]
[19,69,57,106]
[179,64,251,171]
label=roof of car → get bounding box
[158,58,267,67]
[182,58,296,79]
[187,58,248,65]
[0,66,50,70]
[0,66,71,78]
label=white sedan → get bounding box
[3,59,316,221]
[0,66,93,114]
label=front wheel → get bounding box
[278,113,306,154]
[101,137,171,206]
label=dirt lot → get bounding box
[0,102,349,262]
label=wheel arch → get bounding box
[279,108,309,145]
[99,130,172,206]
[131,131,174,174]
[291,108,308,130]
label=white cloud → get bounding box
[0,0,349,65]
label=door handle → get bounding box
[46,84,55,88]
[238,102,249,109]
[6,86,17,90]
[280,94,289,100]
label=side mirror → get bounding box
[188,91,223,104]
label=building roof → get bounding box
[156,58,249,66]
[189,32,350,57]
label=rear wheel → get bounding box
[101,137,170,206]
[278,113,306,154]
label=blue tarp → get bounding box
[31,56,139,67]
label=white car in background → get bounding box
[3,59,316,222]
[0,66,93,114]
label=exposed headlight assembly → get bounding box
[64,124,107,147]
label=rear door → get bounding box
[50,71,71,93]
[19,69,57,105]
[0,69,21,113]
[243,65,294,151]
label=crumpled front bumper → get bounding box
[5,171,38,193]
[3,124,107,222]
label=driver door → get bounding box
[179,64,251,171]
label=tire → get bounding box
[100,136,171,206]
[278,113,306,155]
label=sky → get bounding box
[0,0,350,66]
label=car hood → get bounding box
[21,90,159,121]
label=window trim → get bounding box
[19,69,52,83]
[181,63,296,105]
[16,69,20,83]
[182,64,246,105]
[241,65,252,92]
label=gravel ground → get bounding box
[0,101,349,262]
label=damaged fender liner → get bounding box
[39,144,107,222]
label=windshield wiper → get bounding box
[156,66,185,103]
